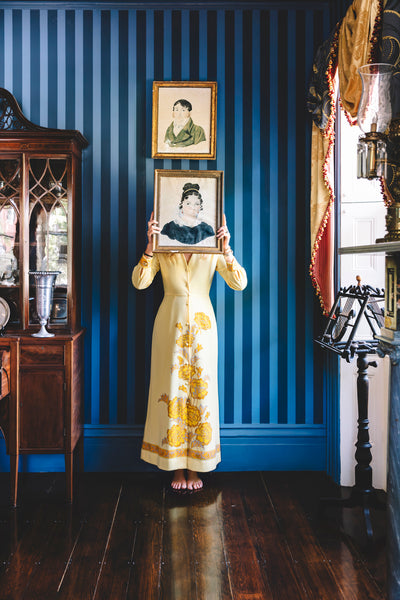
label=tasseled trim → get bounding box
[310,28,339,315]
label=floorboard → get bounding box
[262,473,385,600]
[0,471,387,600]
[189,478,232,600]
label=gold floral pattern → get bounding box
[178,364,196,380]
[176,332,195,348]
[158,312,214,455]
[195,422,212,445]
[194,312,211,330]
[185,403,201,428]
[166,424,187,447]
[190,378,208,400]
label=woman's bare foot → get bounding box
[171,469,187,490]
[187,470,203,491]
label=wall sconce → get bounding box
[357,63,393,180]
[356,62,400,243]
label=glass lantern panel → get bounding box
[29,158,68,325]
[0,158,21,325]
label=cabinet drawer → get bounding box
[20,345,64,366]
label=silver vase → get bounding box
[29,271,60,337]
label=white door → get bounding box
[339,111,389,491]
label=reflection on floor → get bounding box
[0,471,386,599]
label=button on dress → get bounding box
[132,252,247,472]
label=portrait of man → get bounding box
[152,82,217,159]
[164,99,206,148]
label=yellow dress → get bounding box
[132,252,247,472]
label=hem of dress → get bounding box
[140,448,221,473]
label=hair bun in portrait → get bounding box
[183,182,200,193]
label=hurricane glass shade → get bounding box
[357,63,393,134]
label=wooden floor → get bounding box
[0,471,386,600]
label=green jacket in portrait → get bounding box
[164,118,206,147]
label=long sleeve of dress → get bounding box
[131,254,160,289]
[216,254,247,291]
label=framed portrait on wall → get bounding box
[151,81,217,159]
[153,169,223,253]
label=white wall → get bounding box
[339,112,389,491]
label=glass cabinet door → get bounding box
[0,158,21,326]
[28,158,69,326]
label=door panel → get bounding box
[20,370,64,450]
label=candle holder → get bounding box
[29,270,60,337]
[357,63,393,180]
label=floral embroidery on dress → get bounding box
[158,312,213,453]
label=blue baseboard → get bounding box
[0,424,327,473]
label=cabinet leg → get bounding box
[10,453,19,508]
[77,435,84,473]
[65,452,73,504]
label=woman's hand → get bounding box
[145,212,161,255]
[217,215,233,262]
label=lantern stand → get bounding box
[315,278,386,541]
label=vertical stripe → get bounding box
[0,11,4,87]
[287,10,297,424]
[100,9,111,424]
[39,10,48,126]
[75,10,84,133]
[259,8,270,424]
[91,9,101,424]
[278,10,288,424]
[251,10,260,424]
[241,9,251,424]
[4,11,13,90]
[12,10,22,100]
[199,10,207,82]
[134,10,148,425]
[30,10,40,125]
[21,10,30,118]
[109,9,119,424]
[57,10,66,129]
[117,10,129,424]
[269,9,279,424]
[127,9,137,424]
[48,10,57,126]
[82,9,93,425]
[65,11,75,128]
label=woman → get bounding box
[164,99,206,148]
[132,214,247,491]
[161,182,214,245]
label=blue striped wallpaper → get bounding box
[0,1,338,473]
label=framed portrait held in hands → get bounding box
[153,169,224,253]
[151,81,217,159]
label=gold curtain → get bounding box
[310,0,383,314]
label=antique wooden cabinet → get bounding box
[0,89,88,505]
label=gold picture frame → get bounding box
[153,169,223,253]
[151,81,217,159]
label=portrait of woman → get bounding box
[161,182,214,245]
[164,99,206,148]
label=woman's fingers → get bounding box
[216,224,230,239]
